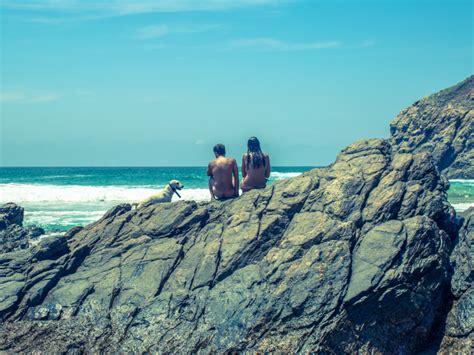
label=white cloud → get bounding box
[27,93,60,103]
[136,24,222,39]
[0,92,26,103]
[230,38,342,51]
[0,91,60,104]
[28,16,100,24]
[1,1,289,17]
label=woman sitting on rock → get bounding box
[241,136,271,192]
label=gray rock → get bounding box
[0,138,460,353]
[26,226,46,239]
[390,76,473,179]
[437,207,474,352]
[0,203,44,253]
[0,225,29,253]
[0,203,24,229]
[33,235,69,261]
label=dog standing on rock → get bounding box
[132,180,184,209]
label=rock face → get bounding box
[390,76,473,179]
[0,139,461,353]
[0,203,44,253]
[438,207,473,351]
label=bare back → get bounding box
[207,156,239,199]
[241,153,271,192]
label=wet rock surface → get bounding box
[390,76,473,179]
[0,139,462,353]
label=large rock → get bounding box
[0,203,44,253]
[0,139,460,353]
[0,203,24,229]
[390,76,473,179]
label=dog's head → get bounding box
[169,179,184,190]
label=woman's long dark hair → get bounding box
[246,136,265,169]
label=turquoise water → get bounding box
[447,180,474,211]
[0,167,239,188]
[0,167,472,233]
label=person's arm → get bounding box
[233,159,239,196]
[241,155,247,178]
[207,162,216,200]
[265,155,271,179]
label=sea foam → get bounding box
[0,173,305,204]
[451,203,474,212]
[0,183,211,203]
[270,172,302,179]
[450,179,474,184]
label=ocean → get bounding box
[0,167,472,233]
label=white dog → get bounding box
[132,180,184,209]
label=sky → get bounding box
[0,0,472,167]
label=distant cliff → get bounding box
[390,76,473,179]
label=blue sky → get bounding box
[0,0,472,166]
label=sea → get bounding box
[0,167,472,234]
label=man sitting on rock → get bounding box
[207,144,239,200]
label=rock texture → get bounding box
[439,207,473,352]
[0,203,44,253]
[390,76,473,179]
[0,203,24,229]
[0,139,461,353]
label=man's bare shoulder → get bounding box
[218,157,235,165]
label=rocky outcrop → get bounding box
[0,203,44,253]
[0,203,24,229]
[390,76,473,179]
[0,139,461,353]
